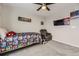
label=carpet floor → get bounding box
[5,40,79,56]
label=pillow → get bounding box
[0,27,8,39]
[6,31,16,37]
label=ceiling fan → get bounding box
[34,3,55,11]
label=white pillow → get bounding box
[0,27,8,39]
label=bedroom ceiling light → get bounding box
[35,3,54,11]
[41,4,47,10]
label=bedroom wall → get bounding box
[45,3,79,47]
[1,4,44,33]
[0,4,2,27]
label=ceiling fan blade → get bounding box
[46,3,55,5]
[37,6,42,11]
[34,3,42,5]
[46,6,50,11]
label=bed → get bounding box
[0,32,42,55]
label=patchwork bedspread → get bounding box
[0,32,42,54]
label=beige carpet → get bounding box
[6,40,79,56]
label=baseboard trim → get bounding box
[52,40,79,49]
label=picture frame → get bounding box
[70,10,79,17]
[18,16,31,22]
[41,21,44,25]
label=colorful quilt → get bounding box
[0,32,42,54]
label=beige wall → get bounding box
[0,4,44,33]
[45,3,79,47]
[0,4,2,27]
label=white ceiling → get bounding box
[2,3,79,19]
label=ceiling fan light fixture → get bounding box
[34,3,54,11]
[41,6,46,10]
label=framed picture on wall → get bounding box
[41,21,44,25]
[53,17,70,26]
[18,16,31,22]
[70,10,79,17]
